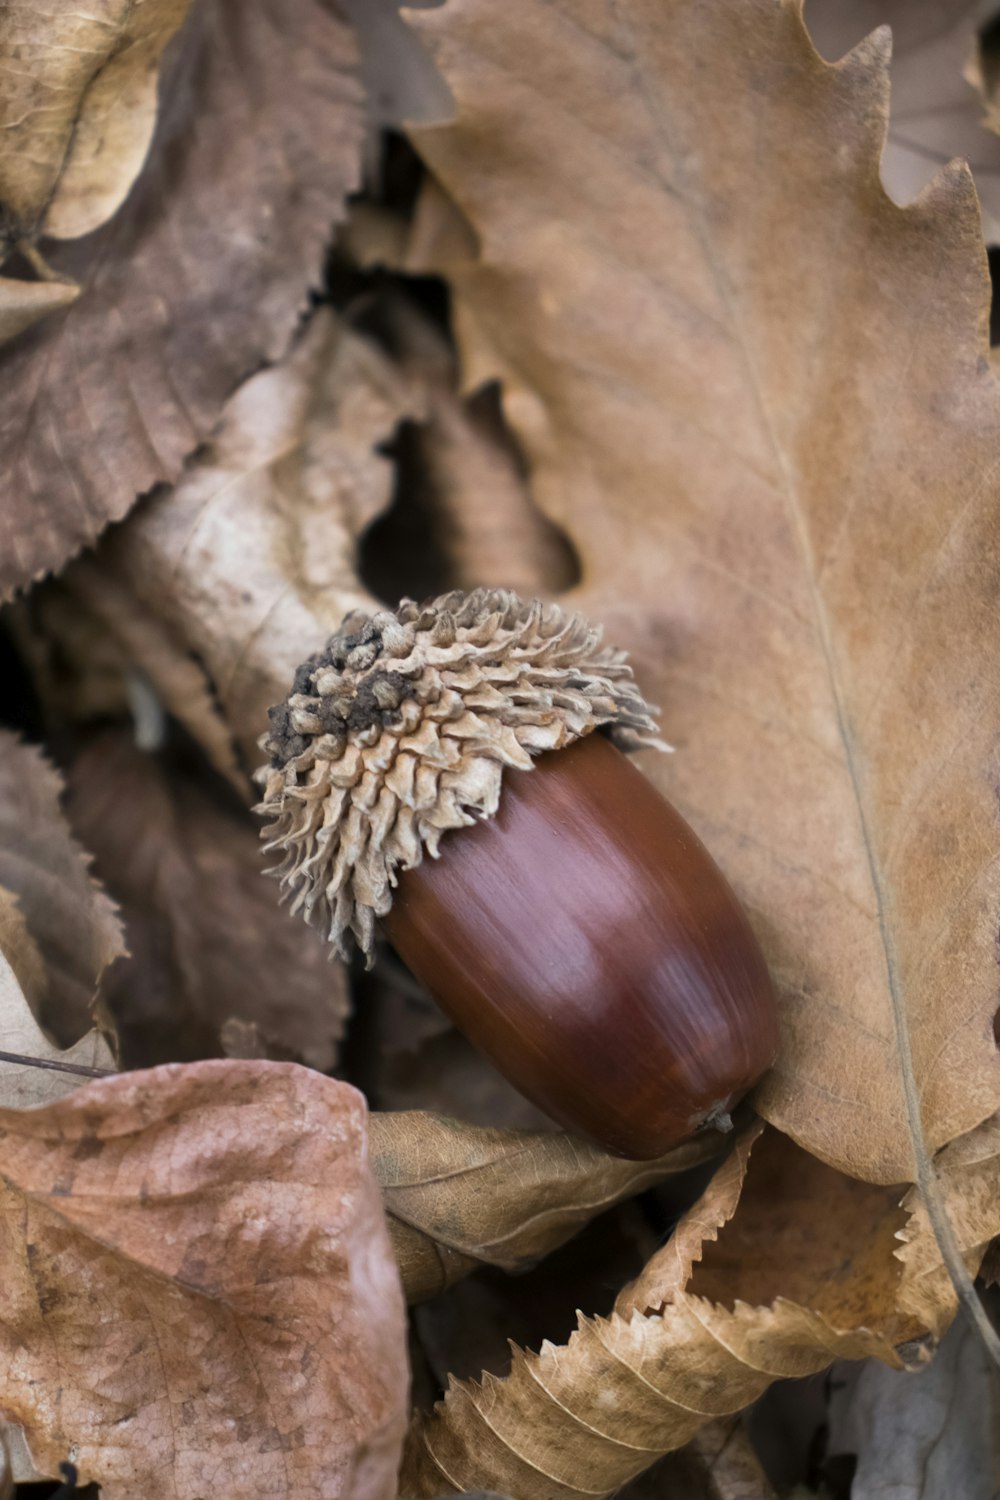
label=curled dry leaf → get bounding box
[63,730,349,1070]
[0,0,190,348]
[0,0,365,602]
[404,0,1000,1185]
[401,1118,1000,1498]
[806,1,1000,242]
[0,733,123,1046]
[0,1060,407,1498]
[88,308,421,769]
[368,1110,721,1303]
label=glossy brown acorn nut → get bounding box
[383,731,778,1159]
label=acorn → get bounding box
[257,590,778,1159]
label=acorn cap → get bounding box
[257,589,666,960]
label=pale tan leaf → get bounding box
[399,1130,917,1499]
[806,1,1000,242]
[0,0,191,246]
[368,1110,721,1303]
[0,278,79,347]
[0,1060,407,1498]
[0,0,365,601]
[0,733,124,1045]
[0,919,114,1110]
[404,0,1000,1184]
[63,730,349,1071]
[92,308,422,766]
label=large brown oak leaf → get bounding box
[404,0,1000,1184]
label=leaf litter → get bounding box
[0,0,999,1494]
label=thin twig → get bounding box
[0,1050,114,1080]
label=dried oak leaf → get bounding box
[0,733,123,1046]
[87,307,422,770]
[63,729,349,1071]
[0,1060,407,1498]
[404,0,1000,1184]
[0,0,365,602]
[806,1,1000,242]
[400,1120,1000,1497]
[368,1110,719,1303]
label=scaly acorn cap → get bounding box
[256,589,667,961]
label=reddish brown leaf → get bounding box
[0,1060,407,1497]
